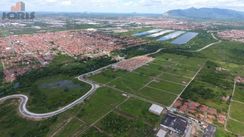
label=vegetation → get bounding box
[230,102,244,122]
[0,55,115,98]
[76,87,126,124]
[181,61,233,112]
[0,101,57,137]
[97,112,155,137]
[227,119,244,135]
[233,84,244,102]
[118,98,159,124]
[26,75,90,113]
[180,31,217,50]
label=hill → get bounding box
[165,7,244,20]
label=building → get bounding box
[203,125,216,137]
[156,129,167,137]
[161,113,188,135]
[11,1,25,12]
[149,104,164,116]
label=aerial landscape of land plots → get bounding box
[1,13,244,137]
[89,53,205,107]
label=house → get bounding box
[156,129,167,137]
[149,104,164,116]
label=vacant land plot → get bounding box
[0,101,57,137]
[230,102,244,122]
[53,118,86,137]
[149,80,185,94]
[89,68,127,84]
[76,87,126,124]
[96,112,155,137]
[227,119,244,135]
[89,53,204,107]
[159,72,191,84]
[233,84,244,102]
[118,98,159,124]
[81,127,108,137]
[138,87,177,106]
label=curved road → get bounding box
[0,48,165,120]
[0,32,220,120]
[0,73,100,120]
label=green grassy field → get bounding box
[118,98,159,124]
[18,75,90,113]
[53,118,86,137]
[96,112,155,137]
[233,84,244,102]
[181,61,233,112]
[76,87,126,124]
[138,87,177,106]
[81,127,108,137]
[0,101,57,137]
[89,52,204,107]
[227,119,244,136]
[230,102,244,122]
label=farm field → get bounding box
[76,87,126,124]
[229,102,244,122]
[89,53,205,107]
[96,112,155,137]
[227,83,244,135]
[233,84,244,102]
[227,119,244,136]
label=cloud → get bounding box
[0,0,244,13]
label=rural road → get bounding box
[0,72,100,120]
[0,48,164,120]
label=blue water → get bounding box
[133,29,161,37]
[171,32,199,45]
[157,31,185,41]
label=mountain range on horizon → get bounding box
[165,7,244,20]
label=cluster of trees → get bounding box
[100,113,153,137]
[0,55,115,97]
[198,61,233,90]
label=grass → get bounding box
[53,118,85,137]
[139,87,177,106]
[230,102,244,122]
[201,41,244,65]
[159,72,191,84]
[181,61,234,113]
[118,98,159,124]
[233,84,244,102]
[227,119,244,136]
[0,101,57,137]
[81,127,108,137]
[24,75,91,113]
[76,87,126,124]
[96,112,155,137]
[89,69,127,84]
[180,31,217,50]
[149,80,185,94]
[215,126,236,137]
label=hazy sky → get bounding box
[1,0,244,13]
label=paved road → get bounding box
[0,73,100,120]
[0,48,165,120]
[193,33,222,52]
